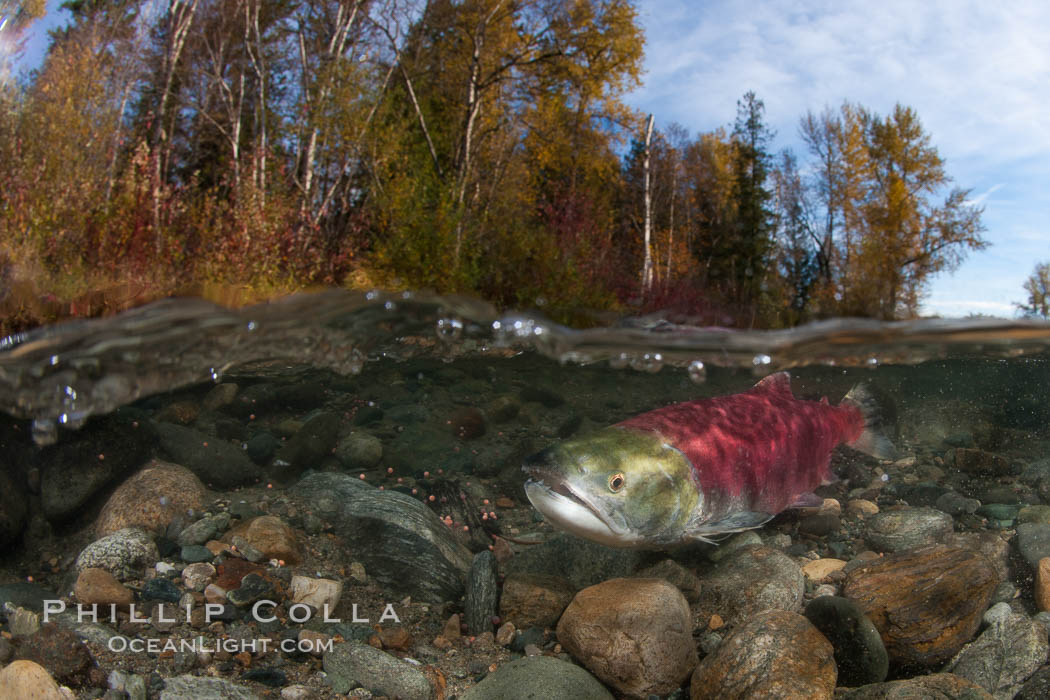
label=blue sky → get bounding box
[627,0,1049,318]
[8,1,1049,318]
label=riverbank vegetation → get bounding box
[0,0,987,332]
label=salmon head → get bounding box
[522,427,700,548]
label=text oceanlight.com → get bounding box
[107,636,335,655]
[41,599,402,655]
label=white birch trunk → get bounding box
[641,113,655,291]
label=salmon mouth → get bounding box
[521,458,632,548]
[522,467,598,517]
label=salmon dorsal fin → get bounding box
[749,371,794,397]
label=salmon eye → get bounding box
[608,473,626,492]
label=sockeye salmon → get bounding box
[522,371,896,548]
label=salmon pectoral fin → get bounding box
[684,510,774,544]
[789,492,824,508]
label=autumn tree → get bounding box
[1017,262,1050,319]
[680,128,734,288]
[372,0,643,300]
[3,1,148,275]
[769,148,817,323]
[728,90,775,307]
[799,102,986,319]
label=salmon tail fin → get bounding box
[843,383,899,460]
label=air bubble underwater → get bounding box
[688,360,707,384]
[436,318,464,343]
[31,419,58,446]
[751,353,773,376]
[630,353,664,374]
[346,348,366,375]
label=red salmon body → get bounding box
[522,370,894,548]
[616,372,864,521]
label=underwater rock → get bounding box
[464,550,499,635]
[95,459,206,537]
[288,472,374,520]
[222,515,301,565]
[75,527,158,581]
[944,607,1049,696]
[141,577,181,603]
[934,490,981,516]
[154,421,257,488]
[288,575,342,612]
[74,567,133,607]
[387,403,429,425]
[334,431,383,469]
[244,432,278,464]
[694,545,804,624]
[226,573,273,607]
[459,655,613,700]
[0,582,61,613]
[181,563,216,592]
[892,482,948,508]
[0,660,65,700]
[13,622,96,687]
[270,411,341,479]
[0,468,28,550]
[1017,522,1050,569]
[160,674,259,699]
[180,545,213,563]
[801,558,847,582]
[1037,558,1050,612]
[863,507,953,553]
[39,413,153,522]
[449,406,487,440]
[322,642,432,700]
[498,573,576,629]
[275,380,331,410]
[557,577,697,700]
[484,394,521,423]
[502,533,645,589]
[689,610,835,700]
[176,512,230,547]
[944,531,1011,582]
[634,559,703,603]
[222,383,278,418]
[798,513,841,536]
[299,475,472,603]
[202,382,239,411]
[520,386,565,408]
[706,530,762,562]
[846,499,879,518]
[842,544,998,666]
[1017,666,1050,700]
[8,607,40,636]
[1019,504,1050,524]
[836,673,994,699]
[803,595,888,686]
[954,447,1012,476]
[383,422,471,475]
[154,400,200,426]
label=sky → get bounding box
[6,0,1049,318]
[626,0,1049,318]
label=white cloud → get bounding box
[633,0,1050,161]
[629,0,1050,317]
[964,184,1004,208]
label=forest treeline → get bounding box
[0,0,989,327]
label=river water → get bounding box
[1,290,1050,697]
